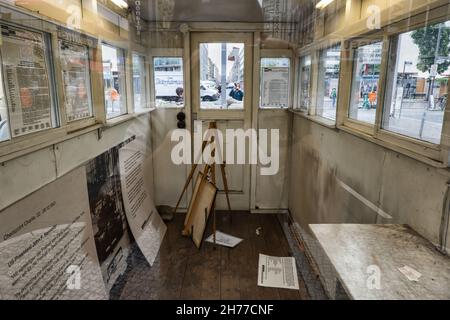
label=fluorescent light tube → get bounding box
[111,0,128,9]
[316,0,334,10]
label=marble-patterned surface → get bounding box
[310,224,450,300]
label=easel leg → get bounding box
[174,163,198,215]
[174,138,211,215]
[220,163,232,212]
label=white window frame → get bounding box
[0,4,154,162]
[293,39,343,128]
[337,6,450,166]
[338,36,387,135]
[101,41,129,121]
[148,48,185,109]
[131,52,151,112]
[315,43,343,122]
[56,29,99,131]
[190,32,253,121]
[293,52,313,113]
[291,3,450,166]
[0,13,105,161]
[259,49,293,109]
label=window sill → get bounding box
[289,108,449,170]
[105,108,155,127]
[338,124,448,169]
[0,109,156,163]
[155,105,185,109]
[289,108,337,129]
[0,123,102,164]
[259,107,289,110]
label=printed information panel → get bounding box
[0,167,107,300]
[1,25,53,137]
[119,139,166,266]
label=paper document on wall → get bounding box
[260,67,289,108]
[0,25,53,137]
[59,40,93,122]
[205,230,243,248]
[119,139,166,266]
[0,167,107,300]
[257,254,299,290]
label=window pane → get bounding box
[153,57,184,107]
[382,22,450,144]
[317,45,341,120]
[199,43,244,110]
[0,62,10,142]
[260,58,290,108]
[349,42,383,124]
[297,55,311,111]
[132,54,148,111]
[60,41,93,122]
[102,44,127,119]
[0,25,56,139]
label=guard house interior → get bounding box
[0,0,450,300]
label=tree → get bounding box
[411,23,450,75]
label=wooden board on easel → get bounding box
[182,172,217,248]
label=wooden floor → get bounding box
[117,213,310,300]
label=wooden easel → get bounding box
[174,121,231,246]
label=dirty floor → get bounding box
[112,213,310,300]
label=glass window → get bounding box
[102,44,127,119]
[297,55,312,111]
[199,43,244,110]
[59,41,93,122]
[349,42,383,124]
[260,57,290,108]
[382,21,450,144]
[153,57,184,107]
[316,45,341,120]
[0,25,57,141]
[0,63,10,143]
[132,54,149,111]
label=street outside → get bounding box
[321,97,444,144]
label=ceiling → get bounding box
[133,0,312,23]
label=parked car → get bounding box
[200,84,219,101]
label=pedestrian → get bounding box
[175,87,184,103]
[368,90,377,109]
[330,88,337,109]
[229,83,244,101]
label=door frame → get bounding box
[252,47,294,212]
[190,32,254,210]
[190,32,253,121]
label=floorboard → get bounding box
[117,213,310,300]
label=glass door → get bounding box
[190,33,253,210]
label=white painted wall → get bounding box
[255,109,291,210]
[0,115,154,211]
[151,108,188,207]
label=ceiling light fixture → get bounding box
[111,0,128,9]
[316,0,335,10]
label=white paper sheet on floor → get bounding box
[205,230,243,248]
[257,254,299,290]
